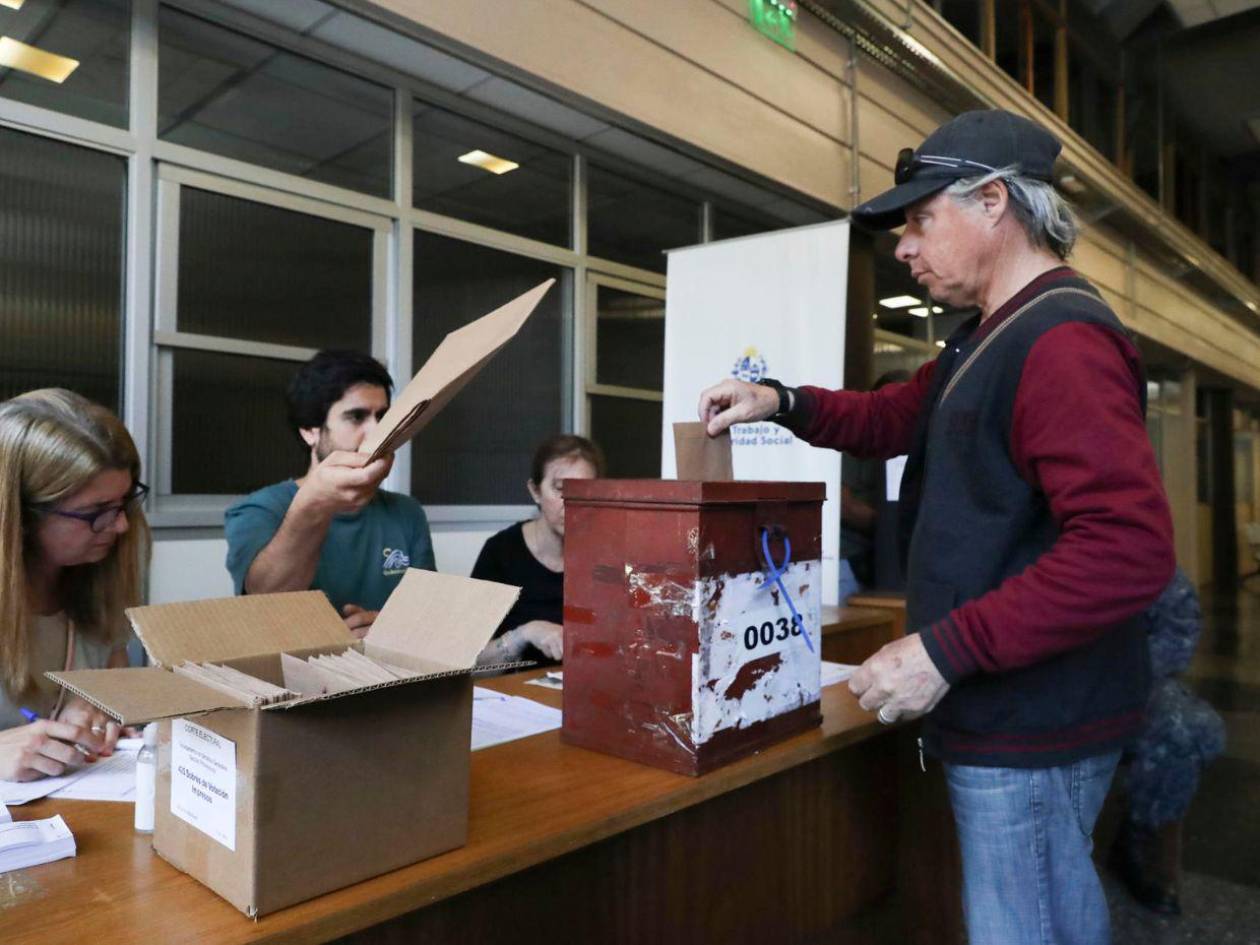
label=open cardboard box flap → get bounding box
[364,568,520,670]
[127,591,353,668]
[46,667,246,726]
[358,279,554,462]
[48,571,520,721]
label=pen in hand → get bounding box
[19,708,97,762]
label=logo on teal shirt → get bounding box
[381,547,410,576]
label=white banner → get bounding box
[661,221,849,605]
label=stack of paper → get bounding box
[280,649,419,696]
[173,661,297,707]
[1,743,142,806]
[471,687,562,751]
[0,814,76,874]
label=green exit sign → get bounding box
[748,0,798,51]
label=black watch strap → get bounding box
[757,378,792,418]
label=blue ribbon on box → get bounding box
[759,528,814,653]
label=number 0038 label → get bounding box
[728,603,813,662]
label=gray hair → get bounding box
[945,165,1079,260]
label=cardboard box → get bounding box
[561,480,825,776]
[49,569,518,917]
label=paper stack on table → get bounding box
[1,738,143,806]
[0,814,76,874]
[471,687,562,751]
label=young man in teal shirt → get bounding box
[225,350,435,636]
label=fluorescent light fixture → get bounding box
[457,149,519,175]
[908,307,930,318]
[879,295,920,309]
[0,1,25,10]
[935,340,946,348]
[0,37,79,83]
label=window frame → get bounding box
[0,0,831,528]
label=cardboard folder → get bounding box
[358,279,555,462]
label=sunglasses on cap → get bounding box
[894,147,998,186]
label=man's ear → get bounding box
[977,179,1008,223]
[299,426,320,449]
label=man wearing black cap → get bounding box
[699,110,1174,944]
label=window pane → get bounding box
[176,188,373,350]
[595,285,664,390]
[0,127,124,409]
[0,0,129,128]
[158,7,393,198]
[170,350,299,494]
[413,101,572,247]
[587,164,699,273]
[412,233,567,504]
[588,395,661,479]
[711,206,788,242]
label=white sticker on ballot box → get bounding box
[170,718,236,851]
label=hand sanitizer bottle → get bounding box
[134,722,158,834]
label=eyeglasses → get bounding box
[42,482,149,533]
[894,147,997,186]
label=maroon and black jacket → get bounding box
[783,268,1175,766]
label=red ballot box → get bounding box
[562,480,826,776]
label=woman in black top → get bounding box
[472,435,604,666]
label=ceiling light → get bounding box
[908,307,930,317]
[879,295,920,309]
[935,340,946,348]
[932,306,943,314]
[0,36,78,83]
[0,1,25,10]
[457,149,519,175]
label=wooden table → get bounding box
[3,631,960,945]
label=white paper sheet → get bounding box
[47,749,137,802]
[471,687,562,751]
[524,670,564,691]
[885,455,908,502]
[1,758,101,805]
[170,718,236,851]
[821,661,857,688]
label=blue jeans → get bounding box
[944,750,1121,945]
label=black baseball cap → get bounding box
[852,109,1062,230]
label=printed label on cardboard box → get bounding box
[691,562,822,746]
[170,718,237,851]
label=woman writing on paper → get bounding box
[473,435,603,667]
[0,390,150,781]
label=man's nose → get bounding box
[894,232,915,264]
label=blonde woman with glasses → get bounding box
[0,389,150,782]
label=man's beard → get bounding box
[314,427,335,463]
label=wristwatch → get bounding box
[757,378,795,420]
